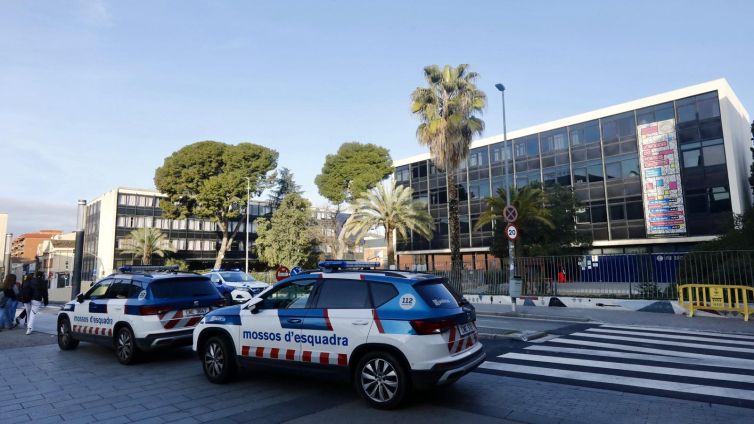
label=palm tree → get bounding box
[474,185,555,255]
[120,228,176,265]
[411,64,486,273]
[342,180,433,267]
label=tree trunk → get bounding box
[446,167,462,272]
[386,225,394,268]
[214,222,230,269]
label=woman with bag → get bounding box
[0,274,18,330]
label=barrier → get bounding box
[678,284,753,321]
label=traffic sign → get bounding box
[505,224,518,241]
[503,205,518,223]
[275,265,290,281]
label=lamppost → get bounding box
[70,199,87,300]
[245,177,251,274]
[495,83,517,310]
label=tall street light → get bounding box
[245,177,251,274]
[495,84,516,307]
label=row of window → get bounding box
[116,215,259,233]
[118,194,160,207]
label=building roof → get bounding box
[51,240,75,249]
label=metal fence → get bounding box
[429,251,754,300]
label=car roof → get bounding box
[290,270,441,284]
[108,272,207,282]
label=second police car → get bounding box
[57,266,224,364]
[192,261,485,409]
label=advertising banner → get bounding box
[637,118,687,236]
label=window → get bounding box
[626,202,644,220]
[467,149,488,168]
[609,204,625,220]
[587,164,604,183]
[315,279,370,309]
[108,279,133,299]
[682,148,702,168]
[709,187,731,213]
[411,163,427,179]
[605,162,621,180]
[591,204,607,223]
[86,279,113,300]
[370,283,398,307]
[259,280,316,309]
[150,278,219,299]
[703,144,726,166]
[395,167,410,182]
[491,144,511,163]
[468,180,490,199]
[601,112,636,143]
[573,167,588,184]
[414,280,460,308]
[622,158,640,178]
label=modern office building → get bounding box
[394,79,752,270]
[81,187,273,285]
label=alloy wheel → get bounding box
[360,358,399,403]
[204,341,225,378]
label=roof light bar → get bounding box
[318,260,380,271]
[118,265,180,273]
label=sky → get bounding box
[1,0,753,236]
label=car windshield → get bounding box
[220,272,255,282]
[150,278,219,299]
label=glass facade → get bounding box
[394,91,732,268]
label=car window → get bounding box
[108,279,132,299]
[87,279,113,300]
[128,281,145,299]
[314,279,370,309]
[370,282,398,307]
[220,272,254,282]
[209,274,221,283]
[150,277,219,299]
[259,280,316,309]
[414,280,460,309]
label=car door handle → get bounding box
[287,318,302,324]
[352,320,369,325]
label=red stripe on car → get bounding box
[337,353,347,366]
[302,351,312,362]
[372,309,384,333]
[286,349,295,361]
[320,352,330,364]
[270,348,280,359]
[241,346,250,356]
[256,347,264,358]
[323,308,333,331]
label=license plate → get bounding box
[458,322,475,337]
[184,307,209,316]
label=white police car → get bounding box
[57,266,224,365]
[193,261,485,409]
[204,270,270,303]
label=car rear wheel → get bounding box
[115,326,140,365]
[355,351,408,409]
[57,318,79,351]
[202,335,237,383]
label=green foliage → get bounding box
[269,167,303,210]
[255,193,318,269]
[477,184,591,258]
[154,140,278,268]
[120,228,175,265]
[164,258,189,272]
[342,181,433,267]
[315,142,393,204]
[410,64,486,272]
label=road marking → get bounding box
[568,332,754,354]
[524,345,754,371]
[500,352,754,383]
[584,327,754,346]
[598,324,754,341]
[478,362,754,401]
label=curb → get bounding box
[477,311,594,323]
[478,330,548,342]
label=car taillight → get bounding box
[410,318,456,335]
[139,305,172,315]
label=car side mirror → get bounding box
[247,296,263,313]
[76,293,85,303]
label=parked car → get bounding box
[204,270,270,302]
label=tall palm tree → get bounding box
[411,64,486,273]
[342,180,433,267]
[120,228,176,265]
[474,185,555,254]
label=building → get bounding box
[394,79,752,270]
[37,232,76,302]
[81,187,273,286]
[11,230,63,262]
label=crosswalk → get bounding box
[478,324,754,407]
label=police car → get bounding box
[57,266,224,365]
[193,261,485,409]
[204,270,270,303]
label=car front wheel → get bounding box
[57,318,79,350]
[355,351,408,409]
[202,335,237,384]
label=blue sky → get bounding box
[1,0,752,235]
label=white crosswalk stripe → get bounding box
[479,324,754,405]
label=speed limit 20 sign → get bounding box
[505,224,518,241]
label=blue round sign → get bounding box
[290,266,303,276]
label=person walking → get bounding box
[24,271,48,335]
[17,274,33,327]
[0,274,19,330]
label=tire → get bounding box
[202,335,237,384]
[115,326,140,365]
[354,351,409,409]
[57,318,79,351]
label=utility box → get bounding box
[509,275,523,298]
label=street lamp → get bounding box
[245,177,251,274]
[495,83,517,309]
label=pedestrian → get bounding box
[16,274,32,327]
[0,274,19,330]
[23,271,48,335]
[557,267,567,284]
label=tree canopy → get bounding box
[410,64,486,273]
[269,167,303,211]
[154,140,278,268]
[315,142,393,205]
[254,193,318,269]
[120,228,175,265]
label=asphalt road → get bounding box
[2,307,754,423]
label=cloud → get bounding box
[0,198,78,236]
[79,0,111,26]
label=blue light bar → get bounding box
[118,265,180,273]
[318,260,380,271]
